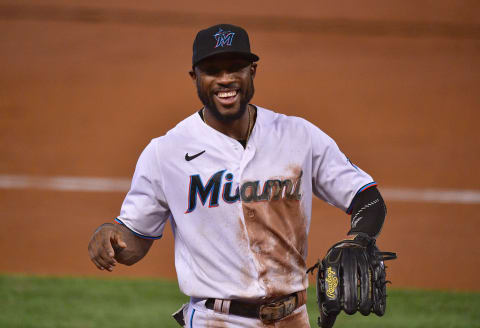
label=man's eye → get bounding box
[240,63,250,69]
[200,63,248,75]
[203,67,220,75]
[230,63,248,72]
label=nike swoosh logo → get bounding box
[185,150,206,161]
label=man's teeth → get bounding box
[217,91,237,98]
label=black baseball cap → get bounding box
[192,24,259,67]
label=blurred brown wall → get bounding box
[1,1,479,290]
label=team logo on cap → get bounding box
[213,28,235,48]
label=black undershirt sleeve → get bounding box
[347,186,386,238]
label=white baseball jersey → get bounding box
[116,106,374,300]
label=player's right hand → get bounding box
[88,223,127,272]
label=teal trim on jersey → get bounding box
[114,218,163,240]
[346,182,378,214]
[358,181,378,193]
[190,309,195,328]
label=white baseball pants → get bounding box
[183,299,311,328]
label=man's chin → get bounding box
[209,103,246,122]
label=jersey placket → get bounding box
[236,142,271,293]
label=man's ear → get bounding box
[250,63,257,79]
[189,68,196,82]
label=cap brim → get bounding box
[194,50,259,67]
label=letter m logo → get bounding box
[186,170,225,213]
[213,28,235,48]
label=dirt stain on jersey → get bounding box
[242,167,308,298]
[236,216,257,292]
[205,317,228,328]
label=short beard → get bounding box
[196,77,255,123]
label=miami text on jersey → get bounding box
[186,170,303,213]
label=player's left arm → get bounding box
[346,185,386,238]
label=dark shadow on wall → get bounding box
[1,4,479,40]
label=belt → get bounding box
[205,290,307,323]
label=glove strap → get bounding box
[377,251,397,261]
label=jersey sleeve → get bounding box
[307,122,375,212]
[115,139,170,239]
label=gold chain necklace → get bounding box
[202,106,253,142]
[245,106,253,142]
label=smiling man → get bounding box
[189,26,258,145]
[88,24,391,328]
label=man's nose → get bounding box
[217,70,235,83]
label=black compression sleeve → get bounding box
[347,186,386,238]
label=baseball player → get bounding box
[88,24,387,328]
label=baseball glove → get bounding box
[307,234,397,328]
